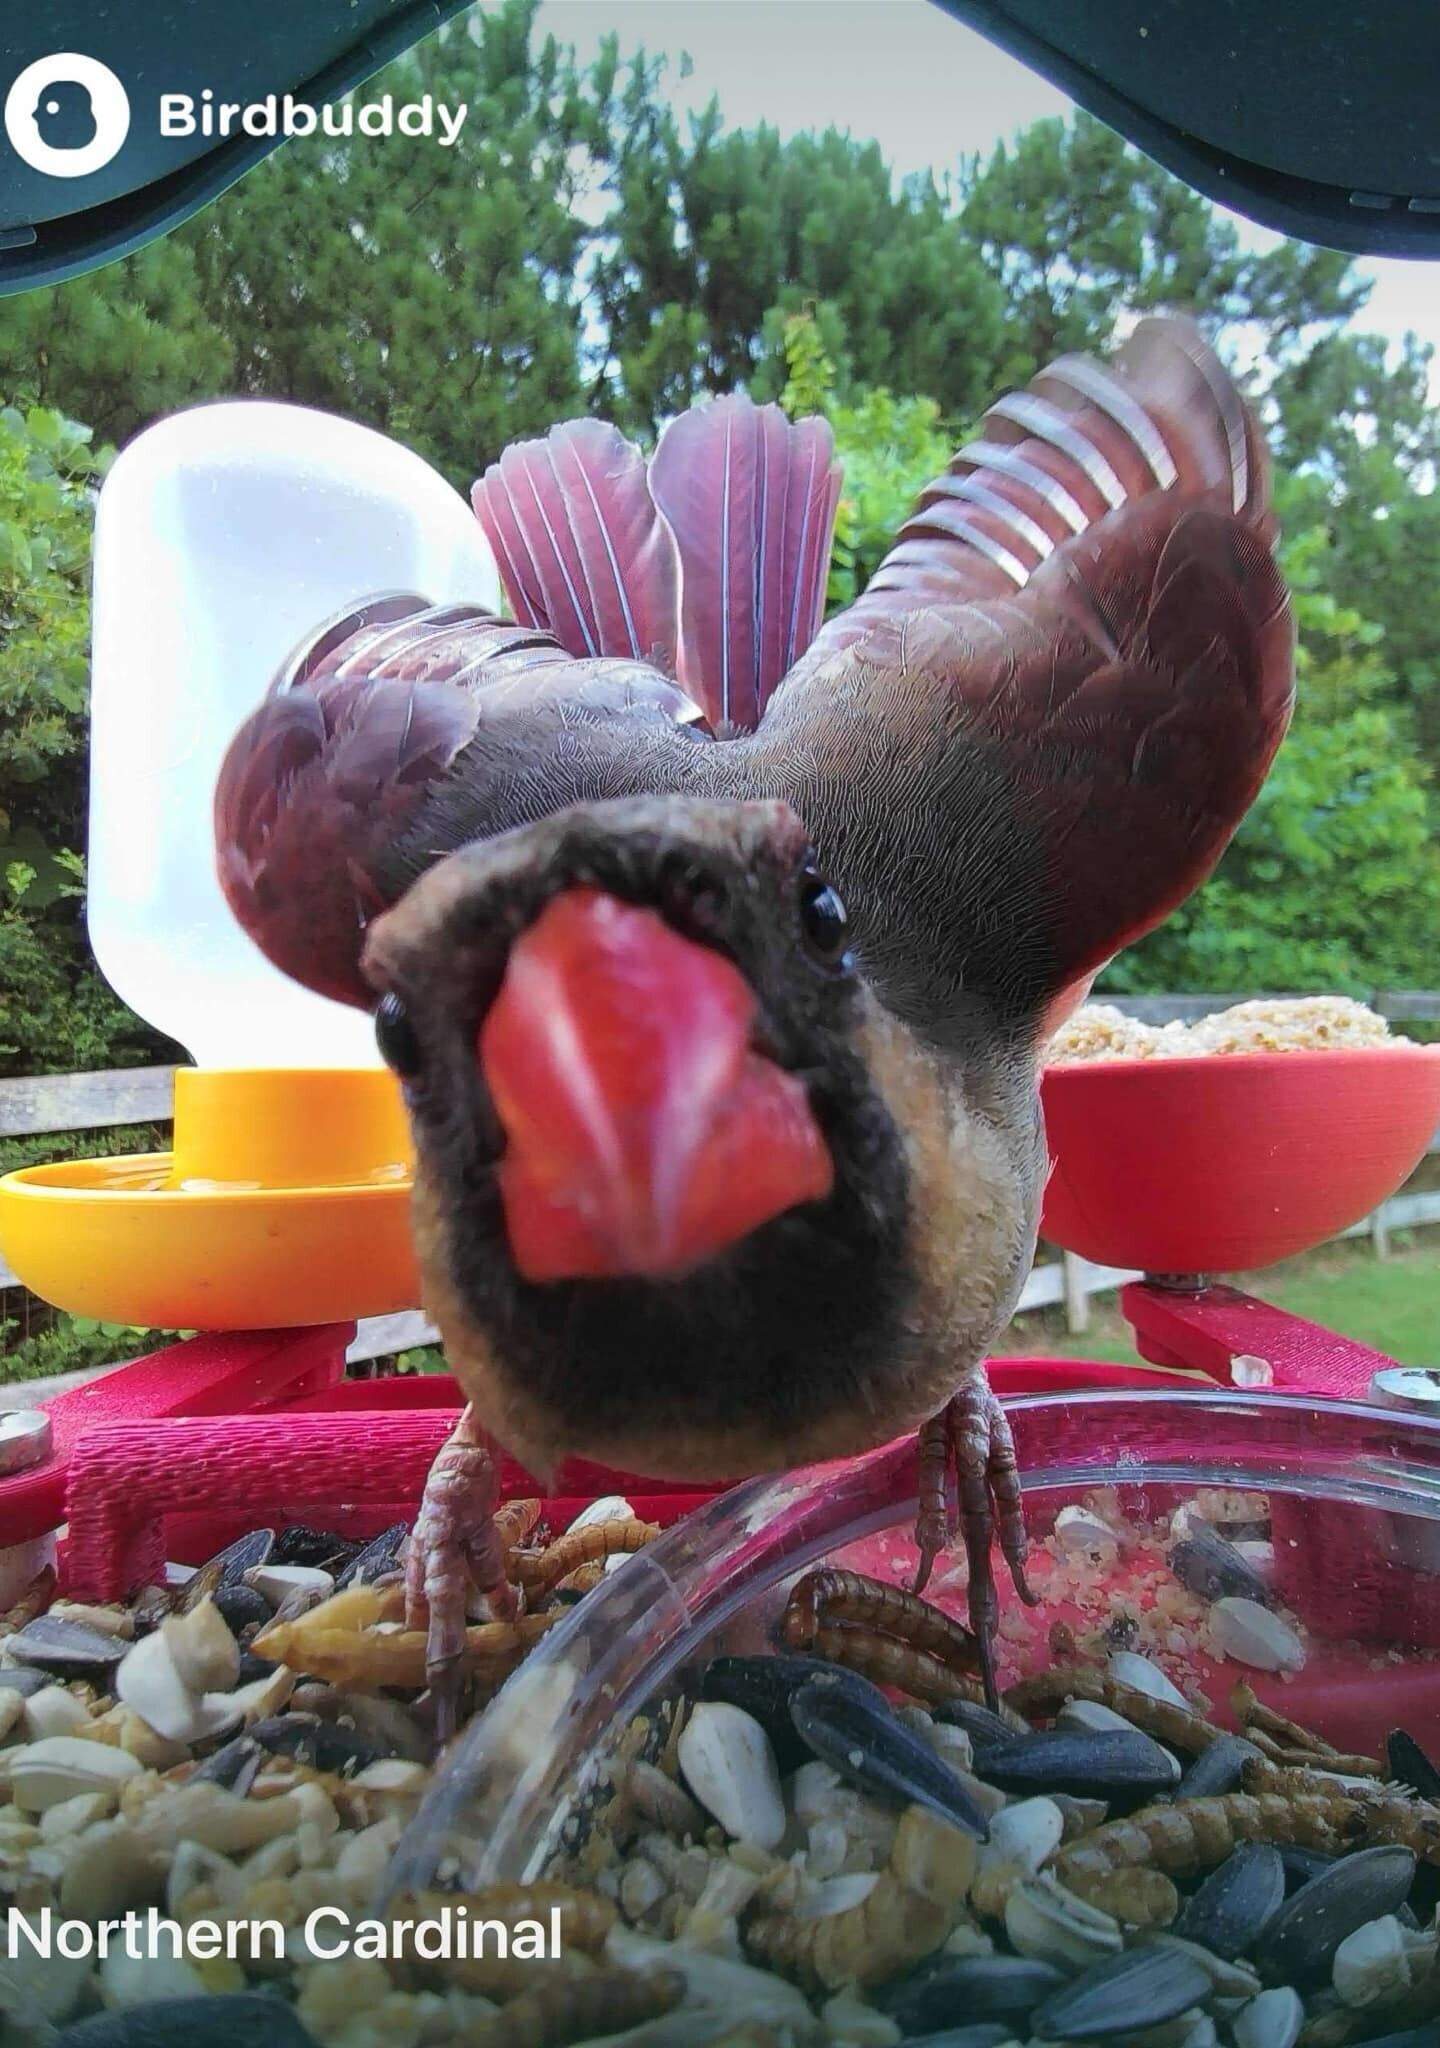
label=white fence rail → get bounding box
[5,988,1438,1346]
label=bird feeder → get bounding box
[1039,1043,1440,1380]
[0,401,501,1329]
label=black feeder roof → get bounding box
[1,0,1439,297]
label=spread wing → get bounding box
[765,317,1295,1038]
[214,595,703,1008]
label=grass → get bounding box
[994,1232,1439,1369]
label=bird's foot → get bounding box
[912,1383,1037,1709]
[405,1405,518,1747]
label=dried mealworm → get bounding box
[1053,1792,1368,1901]
[1005,1666,1217,1752]
[1238,1756,1440,1857]
[466,1967,685,2048]
[495,1496,543,1552]
[253,1583,557,1687]
[1240,1756,1386,1801]
[1346,1793,1440,1862]
[511,1518,661,1592]
[550,1561,607,1597]
[0,1563,55,1635]
[785,1568,980,1672]
[1231,1681,1382,1775]
[788,1621,1015,1714]
[746,1805,977,1992]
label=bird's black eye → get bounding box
[375,993,423,1078]
[798,869,850,964]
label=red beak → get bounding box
[478,889,834,1281]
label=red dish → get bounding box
[1040,1044,1440,1274]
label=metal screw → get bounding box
[0,1409,53,1478]
[1369,1368,1440,1414]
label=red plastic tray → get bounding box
[0,1284,1410,1617]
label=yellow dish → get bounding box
[0,1069,421,1329]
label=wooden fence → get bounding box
[3,992,1437,1358]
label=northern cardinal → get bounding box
[216,317,1293,1719]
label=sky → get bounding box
[540,0,1440,392]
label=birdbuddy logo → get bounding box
[4,54,131,177]
[3,54,468,173]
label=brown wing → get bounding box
[214,596,706,1008]
[764,317,1294,1036]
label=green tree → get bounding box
[0,1,625,484]
[177,4,618,483]
[0,242,234,454]
[596,110,1012,432]
[957,111,1364,381]
[1267,329,1440,777]
[0,404,163,1077]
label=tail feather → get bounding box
[808,315,1269,656]
[649,397,842,730]
[472,419,680,668]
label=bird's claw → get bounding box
[911,1385,1034,1709]
[404,1406,516,1748]
[912,1410,954,1599]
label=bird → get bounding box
[215,315,1294,1724]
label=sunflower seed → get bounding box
[1232,1987,1302,2048]
[1257,1845,1417,1986]
[790,1680,991,1838]
[5,1616,127,1674]
[274,1525,360,1571]
[872,1953,1065,2033]
[1031,1941,1212,2038]
[973,1728,1179,1799]
[1386,1729,1440,1800]
[334,1522,407,1589]
[1106,1652,1190,1707]
[1056,1699,1141,1736]
[1168,1734,1264,1803]
[700,1654,887,1773]
[248,1713,384,1777]
[1209,1598,1305,1674]
[1174,1843,1286,1959]
[190,1736,263,1795]
[932,1699,1021,1746]
[677,1701,786,1850]
[1170,1520,1273,1606]
[1332,1913,1438,2007]
[1004,1877,1123,1970]
[199,1529,276,1588]
[211,1586,274,1638]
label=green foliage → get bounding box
[175,6,620,482]
[0,1312,173,1387]
[0,404,165,1079]
[956,111,1364,380]
[779,310,953,610]
[598,111,1012,432]
[1267,329,1440,779]
[0,242,234,453]
[823,387,955,611]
